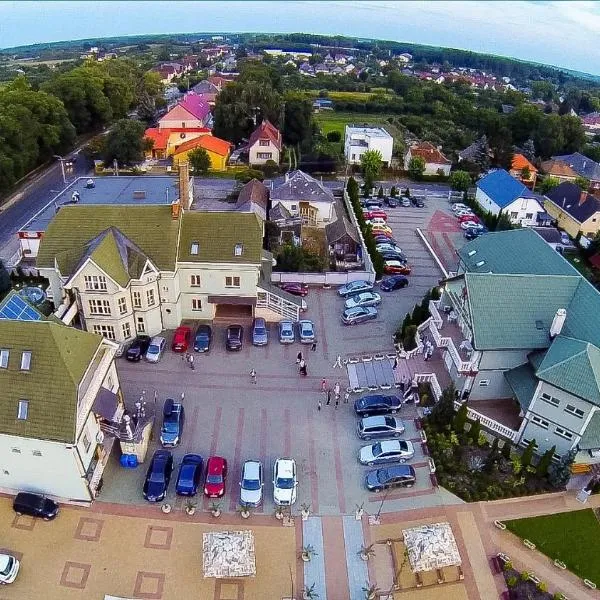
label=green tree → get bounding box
[484,437,500,473]
[360,149,383,192]
[521,439,536,468]
[283,98,313,148]
[536,445,556,477]
[534,115,564,159]
[548,448,576,488]
[448,170,471,192]
[274,244,324,273]
[501,440,512,460]
[521,166,531,181]
[0,260,11,295]
[560,115,585,154]
[522,138,536,161]
[102,119,147,166]
[390,186,398,197]
[326,131,341,143]
[453,402,468,432]
[347,176,359,199]
[538,176,561,194]
[407,156,426,180]
[188,147,211,174]
[428,384,456,430]
[574,176,590,191]
[469,419,481,444]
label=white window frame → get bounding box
[555,426,573,440]
[225,276,241,288]
[89,299,111,315]
[190,275,201,287]
[122,322,132,339]
[192,298,202,311]
[93,324,116,340]
[17,399,28,420]
[531,415,549,430]
[259,139,270,146]
[118,297,127,315]
[564,404,585,419]
[84,275,107,292]
[132,290,142,309]
[190,241,199,255]
[136,317,145,333]
[146,288,156,307]
[234,244,243,256]
[478,380,490,387]
[0,349,8,369]
[20,351,31,371]
[541,393,560,407]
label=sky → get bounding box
[0,1,599,75]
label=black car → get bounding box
[13,492,59,520]
[125,335,151,361]
[365,199,383,209]
[354,394,403,416]
[176,454,203,496]
[373,235,397,245]
[143,450,174,502]
[226,324,244,351]
[365,465,416,492]
[384,197,398,208]
[379,251,408,262]
[380,275,409,291]
[411,197,425,207]
[160,398,185,447]
[193,325,212,352]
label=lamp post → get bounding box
[53,155,67,185]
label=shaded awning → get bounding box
[93,388,119,420]
[208,295,257,306]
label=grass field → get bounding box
[304,90,393,103]
[315,111,404,140]
[505,509,600,584]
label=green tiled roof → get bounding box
[87,230,132,288]
[536,335,600,405]
[458,228,576,275]
[37,205,180,273]
[0,321,102,443]
[563,278,600,349]
[465,272,581,350]
[178,212,263,264]
[579,411,600,450]
[505,362,538,411]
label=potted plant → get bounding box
[238,504,251,519]
[355,502,365,520]
[302,583,319,600]
[275,505,285,520]
[184,499,197,516]
[300,502,311,521]
[210,501,222,518]
[300,544,317,562]
[358,544,376,562]
[362,582,380,600]
[161,502,172,514]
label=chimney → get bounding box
[579,190,588,205]
[179,161,190,208]
[550,308,567,338]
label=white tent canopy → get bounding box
[403,522,462,573]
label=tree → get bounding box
[188,147,211,174]
[501,440,512,460]
[283,98,313,149]
[448,170,471,192]
[521,439,536,469]
[390,186,398,197]
[538,176,561,194]
[453,401,468,432]
[534,115,564,159]
[548,448,576,489]
[407,156,426,180]
[274,244,324,273]
[560,115,585,154]
[326,131,341,143]
[469,419,481,444]
[574,176,590,191]
[521,166,531,181]
[347,176,359,199]
[102,119,146,166]
[360,149,383,192]
[428,384,456,430]
[484,437,500,472]
[0,260,11,295]
[536,445,555,477]
[522,138,536,161]
[377,186,384,198]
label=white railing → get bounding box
[270,271,374,286]
[454,401,519,441]
[76,348,114,432]
[256,288,300,321]
[415,373,442,402]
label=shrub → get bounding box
[520,571,530,582]
[501,440,512,460]
[469,419,481,444]
[537,582,548,593]
[521,439,536,468]
[261,159,279,178]
[326,131,341,142]
[453,402,468,432]
[506,576,518,588]
[536,445,555,477]
[402,325,418,351]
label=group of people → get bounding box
[318,378,349,410]
[297,351,308,376]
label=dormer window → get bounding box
[20,351,31,371]
[0,349,8,369]
[17,400,28,420]
[234,244,243,256]
[191,242,199,255]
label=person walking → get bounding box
[393,355,398,370]
[299,359,307,376]
[344,389,350,404]
[326,388,331,405]
[335,396,339,410]
[317,399,322,411]
[311,341,317,352]
[296,351,303,365]
[188,353,195,370]
[250,368,257,384]
[334,381,341,402]
[400,374,407,393]
[321,378,327,392]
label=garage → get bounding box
[209,296,256,321]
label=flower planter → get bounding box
[211,509,221,518]
[161,503,172,514]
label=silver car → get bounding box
[358,440,415,466]
[338,280,374,297]
[341,306,378,325]
[298,320,315,344]
[239,460,263,507]
[357,415,405,440]
[145,336,166,363]
[278,320,295,344]
[345,292,382,309]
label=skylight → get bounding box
[476,260,485,267]
[234,243,243,256]
[0,349,8,369]
[190,241,199,255]
[468,250,477,257]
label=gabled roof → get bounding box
[144,127,170,151]
[553,152,600,181]
[0,321,102,443]
[545,182,600,224]
[174,134,232,157]
[579,411,600,449]
[236,179,269,210]
[536,335,600,405]
[248,119,282,151]
[541,159,579,179]
[476,169,528,209]
[270,170,334,204]
[511,154,537,173]
[408,142,451,165]
[191,80,220,94]
[505,362,538,411]
[269,202,292,221]
[325,213,360,245]
[178,92,211,121]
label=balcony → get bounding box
[455,398,521,442]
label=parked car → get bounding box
[380,251,408,262]
[357,415,406,440]
[365,465,417,492]
[376,242,403,254]
[280,282,309,297]
[193,324,212,352]
[239,460,263,507]
[345,291,381,309]
[279,320,295,344]
[354,394,402,416]
[226,324,244,351]
[451,203,470,213]
[204,456,228,498]
[273,458,297,506]
[365,199,383,209]
[171,326,192,353]
[373,233,395,243]
[143,450,174,502]
[455,208,475,218]
[364,210,388,221]
[366,217,388,227]
[380,275,409,291]
[338,280,374,297]
[384,196,398,208]
[145,336,166,363]
[460,219,482,230]
[160,397,185,447]
[384,261,412,275]
[125,335,151,361]
[13,492,59,520]
[400,196,411,207]
[0,552,20,584]
[411,197,425,207]
[342,306,378,325]
[371,224,393,235]
[358,440,415,466]
[252,317,269,346]
[458,214,480,224]
[176,454,203,496]
[298,319,315,344]
[464,228,481,240]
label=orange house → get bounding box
[510,154,537,188]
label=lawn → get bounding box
[563,248,598,283]
[505,509,600,584]
[315,111,404,140]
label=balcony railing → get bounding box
[454,401,519,441]
[256,288,300,321]
[415,373,442,402]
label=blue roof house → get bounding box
[475,169,545,226]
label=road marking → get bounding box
[284,407,291,456]
[331,412,347,514]
[307,408,320,515]
[255,408,268,514]
[228,407,245,512]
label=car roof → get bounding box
[182,453,202,464]
[379,440,402,451]
[384,464,416,477]
[275,458,295,475]
[150,336,165,344]
[363,415,388,426]
[197,324,211,333]
[253,317,266,325]
[242,460,261,478]
[207,456,225,471]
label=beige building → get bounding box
[544,182,600,238]
[248,120,282,166]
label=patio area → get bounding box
[467,398,523,433]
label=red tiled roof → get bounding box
[409,142,451,165]
[236,179,269,208]
[511,154,537,173]
[177,93,211,121]
[541,159,579,178]
[144,128,170,151]
[174,135,232,157]
[248,119,282,151]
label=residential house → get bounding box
[235,179,269,223]
[207,75,234,90]
[325,204,361,263]
[0,320,123,503]
[248,120,282,166]
[270,170,335,225]
[552,152,600,191]
[190,80,220,105]
[398,53,413,63]
[144,127,211,159]
[510,154,538,188]
[299,63,315,76]
[344,125,394,166]
[540,159,579,184]
[158,92,211,129]
[544,182,600,238]
[425,228,600,467]
[314,63,330,75]
[531,227,566,252]
[475,169,545,226]
[581,112,600,134]
[172,135,232,171]
[404,142,452,176]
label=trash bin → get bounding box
[120,454,139,468]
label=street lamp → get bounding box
[53,155,67,185]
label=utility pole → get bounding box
[54,155,67,185]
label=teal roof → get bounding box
[536,336,600,405]
[458,228,576,276]
[505,362,538,411]
[579,411,600,450]
[528,350,546,371]
[562,278,600,349]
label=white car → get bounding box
[273,458,297,506]
[451,203,470,213]
[345,291,382,309]
[0,553,20,584]
[455,209,475,218]
[145,336,166,363]
[460,220,482,230]
[240,460,263,507]
[366,217,387,227]
[358,440,415,466]
[376,243,403,254]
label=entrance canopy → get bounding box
[403,522,461,573]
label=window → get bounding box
[257,152,272,159]
[118,297,127,315]
[225,276,240,288]
[565,404,585,419]
[93,325,116,340]
[163,286,169,292]
[190,275,201,287]
[190,241,199,255]
[291,204,297,211]
[510,211,518,219]
[132,291,142,309]
[555,426,573,440]
[525,213,533,220]
[541,393,560,407]
[136,317,145,333]
[259,139,270,146]
[82,432,91,453]
[531,415,549,429]
[146,289,156,307]
[11,448,20,454]
[89,299,111,315]
[478,380,490,387]
[234,244,243,256]
[192,298,202,311]
[122,322,132,339]
[0,350,8,369]
[181,121,186,128]
[20,351,31,371]
[17,400,28,420]
[32,450,42,457]
[84,275,107,291]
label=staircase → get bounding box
[256,286,301,321]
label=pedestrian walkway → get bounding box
[302,516,327,600]
[342,516,369,600]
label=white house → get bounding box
[404,142,452,176]
[475,169,546,227]
[344,125,394,166]
[248,120,282,166]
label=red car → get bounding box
[384,260,412,275]
[458,214,480,223]
[204,456,227,498]
[364,210,388,221]
[280,282,309,297]
[171,326,192,353]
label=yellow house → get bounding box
[144,127,211,159]
[544,182,600,238]
[172,135,232,171]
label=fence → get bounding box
[271,271,374,286]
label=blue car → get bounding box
[176,454,203,496]
[380,275,409,292]
[298,319,315,344]
[160,398,185,448]
[252,317,268,346]
[193,325,212,352]
[143,450,174,502]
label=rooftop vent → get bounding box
[535,320,544,330]
[475,260,485,267]
[550,308,567,338]
[132,190,146,200]
[468,250,477,257]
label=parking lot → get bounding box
[101,194,462,515]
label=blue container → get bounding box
[120,454,138,468]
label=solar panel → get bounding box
[0,295,42,321]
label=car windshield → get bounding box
[162,421,178,433]
[207,474,223,484]
[148,344,159,353]
[377,469,391,483]
[399,441,409,452]
[255,327,266,335]
[149,471,164,483]
[0,557,14,577]
[276,477,294,489]
[242,478,261,490]
[372,443,383,456]
[197,334,209,341]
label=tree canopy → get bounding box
[188,147,211,174]
[102,119,147,166]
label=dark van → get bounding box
[13,492,59,520]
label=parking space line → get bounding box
[284,408,291,456]
[255,408,268,514]
[366,487,437,503]
[332,413,347,514]
[307,408,320,515]
[228,408,245,512]
[202,406,223,510]
[315,291,329,358]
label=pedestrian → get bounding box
[326,389,331,405]
[334,381,341,401]
[317,399,322,411]
[335,396,339,410]
[393,355,398,370]
[300,363,307,376]
[344,389,350,404]
[188,353,195,370]
[299,358,305,373]
[321,378,327,392]
[296,351,303,365]
[400,375,407,393]
[250,368,256,384]
[311,341,317,352]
